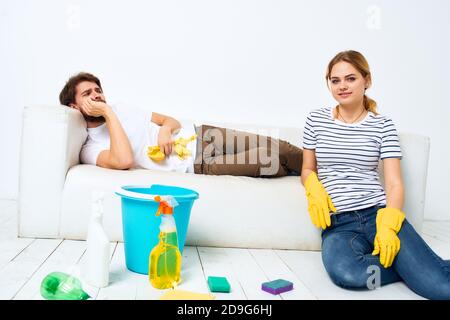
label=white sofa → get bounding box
[18,106,430,250]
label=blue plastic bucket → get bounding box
[115,184,199,274]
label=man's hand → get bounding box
[158,126,173,156]
[81,98,111,118]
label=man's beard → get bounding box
[83,113,106,123]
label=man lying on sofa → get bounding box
[59,72,303,177]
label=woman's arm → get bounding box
[383,158,404,209]
[301,149,318,185]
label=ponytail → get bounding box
[364,95,378,115]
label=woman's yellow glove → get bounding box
[304,172,336,230]
[372,207,405,268]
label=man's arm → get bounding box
[151,112,181,156]
[82,99,134,169]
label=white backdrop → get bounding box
[1,0,449,219]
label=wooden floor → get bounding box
[1,199,449,300]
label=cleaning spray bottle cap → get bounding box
[154,196,178,216]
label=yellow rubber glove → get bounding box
[304,172,336,230]
[372,207,405,268]
[147,134,197,162]
[173,135,197,160]
[147,146,165,162]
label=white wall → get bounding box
[1,0,449,219]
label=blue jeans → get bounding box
[321,205,450,300]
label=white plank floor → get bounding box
[1,199,449,300]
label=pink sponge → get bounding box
[261,279,293,295]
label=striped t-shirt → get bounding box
[302,106,402,213]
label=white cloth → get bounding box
[80,104,197,173]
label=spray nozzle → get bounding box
[154,195,178,216]
[92,190,105,204]
[91,190,105,220]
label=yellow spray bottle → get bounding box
[149,195,182,289]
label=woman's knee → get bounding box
[324,261,369,289]
[322,233,374,289]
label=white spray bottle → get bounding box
[84,190,110,288]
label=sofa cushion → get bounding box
[60,164,320,250]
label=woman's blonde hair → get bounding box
[325,50,378,115]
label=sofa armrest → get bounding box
[399,133,430,234]
[379,133,430,234]
[18,105,87,238]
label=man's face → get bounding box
[70,81,107,122]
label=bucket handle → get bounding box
[115,186,198,201]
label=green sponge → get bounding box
[207,276,231,293]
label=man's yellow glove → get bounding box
[147,146,166,162]
[173,135,197,160]
[147,134,197,162]
[372,207,405,268]
[304,172,336,230]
